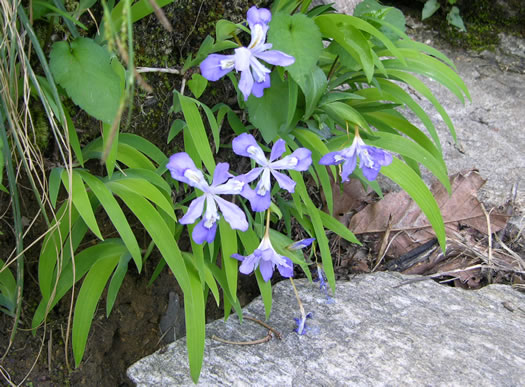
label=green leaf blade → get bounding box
[50,38,122,124]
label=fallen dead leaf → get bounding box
[348,170,509,257]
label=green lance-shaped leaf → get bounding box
[61,169,103,240]
[295,66,327,120]
[73,251,121,366]
[290,170,336,293]
[184,264,206,383]
[177,93,216,173]
[381,158,446,252]
[0,259,17,315]
[77,170,142,271]
[315,13,406,65]
[49,37,122,124]
[106,252,131,317]
[219,219,238,301]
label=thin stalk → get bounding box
[289,277,305,319]
[327,55,339,81]
[0,106,24,359]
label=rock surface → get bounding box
[397,18,525,214]
[128,273,525,386]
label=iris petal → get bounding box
[271,170,296,193]
[192,219,217,244]
[200,54,235,81]
[214,196,249,231]
[270,139,286,162]
[179,195,206,225]
[255,50,295,67]
[340,154,357,182]
[251,73,271,98]
[212,162,232,186]
[259,259,274,282]
[232,133,259,158]
[277,257,293,278]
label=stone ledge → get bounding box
[128,273,525,386]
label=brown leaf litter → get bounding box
[326,170,524,289]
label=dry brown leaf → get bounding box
[349,170,509,257]
[328,179,374,218]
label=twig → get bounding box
[212,331,272,345]
[136,67,180,74]
[393,264,486,288]
[146,0,173,32]
[480,203,493,283]
[244,316,282,340]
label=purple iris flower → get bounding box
[287,238,315,251]
[233,133,312,212]
[294,312,314,335]
[166,153,248,244]
[232,233,293,282]
[319,133,392,182]
[199,6,295,101]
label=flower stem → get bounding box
[233,33,243,46]
[289,277,305,319]
[327,55,339,81]
[264,208,271,238]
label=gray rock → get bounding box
[159,291,186,344]
[373,22,525,217]
[311,0,362,15]
[128,273,525,386]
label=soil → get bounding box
[1,1,524,386]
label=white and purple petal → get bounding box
[251,73,271,98]
[319,150,344,166]
[192,218,218,244]
[247,6,271,29]
[271,170,296,193]
[254,50,295,67]
[232,133,260,158]
[200,54,235,81]
[212,162,233,186]
[179,195,206,225]
[277,256,293,278]
[288,238,315,251]
[237,167,264,185]
[340,154,358,182]
[289,148,312,171]
[269,139,286,162]
[214,196,249,231]
[258,255,274,282]
[213,178,244,195]
[166,152,207,189]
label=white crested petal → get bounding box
[255,168,272,196]
[234,47,252,72]
[213,178,245,195]
[249,57,271,83]
[203,195,219,229]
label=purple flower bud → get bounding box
[287,238,315,251]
